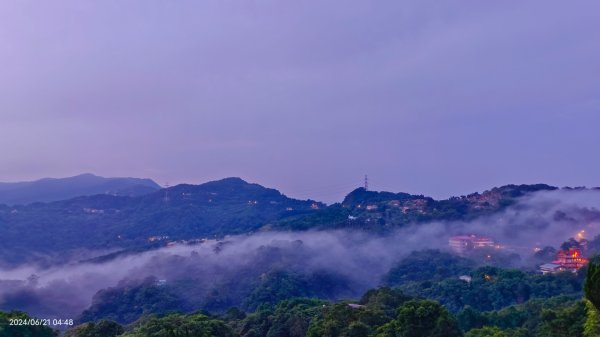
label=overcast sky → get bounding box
[0,1,599,202]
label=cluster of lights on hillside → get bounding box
[449,226,595,275]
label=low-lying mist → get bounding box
[1,188,600,320]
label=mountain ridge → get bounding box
[0,177,578,266]
[0,173,160,205]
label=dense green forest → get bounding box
[74,265,600,337]
[68,250,588,326]
[3,275,598,337]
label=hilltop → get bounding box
[274,184,558,231]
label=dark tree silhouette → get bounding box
[585,263,600,310]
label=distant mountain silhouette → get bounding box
[0,176,566,267]
[0,173,160,205]
[0,177,322,265]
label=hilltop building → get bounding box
[540,248,588,274]
[449,235,495,255]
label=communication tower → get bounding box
[164,183,170,203]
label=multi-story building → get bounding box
[540,248,588,274]
[449,235,495,255]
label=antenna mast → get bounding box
[164,182,170,203]
[364,175,368,191]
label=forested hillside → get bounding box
[0,178,559,265]
[0,178,321,264]
[5,265,599,337]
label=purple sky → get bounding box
[1,1,599,202]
